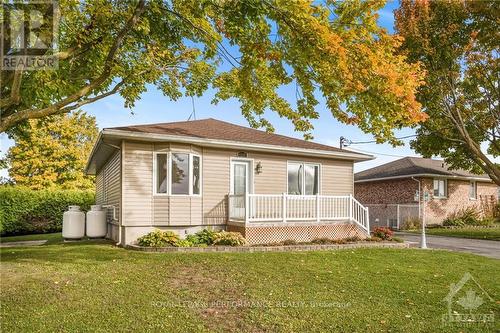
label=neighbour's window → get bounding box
[192,155,201,195]
[433,179,446,198]
[469,181,477,199]
[155,153,168,194]
[154,153,201,195]
[287,162,320,195]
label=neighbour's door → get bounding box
[231,160,252,218]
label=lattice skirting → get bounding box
[227,222,367,245]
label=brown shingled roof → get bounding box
[355,157,491,181]
[109,118,347,153]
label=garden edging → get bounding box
[127,241,409,253]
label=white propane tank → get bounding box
[62,206,85,239]
[86,205,107,238]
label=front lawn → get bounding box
[1,242,499,332]
[1,232,63,245]
[407,225,500,241]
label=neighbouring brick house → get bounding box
[354,157,498,228]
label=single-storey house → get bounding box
[354,157,498,228]
[85,118,373,245]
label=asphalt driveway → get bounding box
[396,232,500,259]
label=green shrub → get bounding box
[282,239,298,246]
[137,230,179,247]
[212,231,246,246]
[443,207,481,227]
[311,238,332,244]
[345,236,361,242]
[401,217,421,230]
[0,186,94,236]
[185,229,216,245]
[372,227,394,240]
[175,239,193,247]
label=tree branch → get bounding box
[0,0,147,132]
[0,65,24,110]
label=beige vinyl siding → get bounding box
[202,148,230,225]
[251,153,353,195]
[122,141,153,226]
[123,141,205,226]
[95,150,121,222]
[321,159,353,195]
[121,141,355,227]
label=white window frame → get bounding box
[286,161,321,196]
[433,178,447,199]
[469,181,477,200]
[153,152,202,196]
[153,152,169,196]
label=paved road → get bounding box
[396,232,500,259]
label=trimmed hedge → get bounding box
[0,186,95,236]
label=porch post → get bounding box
[244,192,249,224]
[282,192,287,223]
[366,207,370,234]
[349,194,353,221]
[316,193,320,223]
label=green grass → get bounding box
[407,226,500,241]
[1,232,64,245]
[1,242,499,332]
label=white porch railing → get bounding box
[228,193,370,234]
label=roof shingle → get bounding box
[354,157,491,181]
[109,118,348,153]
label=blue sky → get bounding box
[1,1,474,178]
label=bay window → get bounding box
[154,152,201,195]
[287,162,320,195]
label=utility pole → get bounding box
[340,136,348,149]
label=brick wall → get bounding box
[355,177,498,225]
[421,178,498,224]
[354,178,419,205]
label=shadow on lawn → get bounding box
[0,240,126,264]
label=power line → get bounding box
[347,146,419,158]
[341,134,417,146]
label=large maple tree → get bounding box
[2,0,425,143]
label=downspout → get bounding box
[116,140,124,246]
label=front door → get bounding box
[233,161,248,195]
[231,160,253,218]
